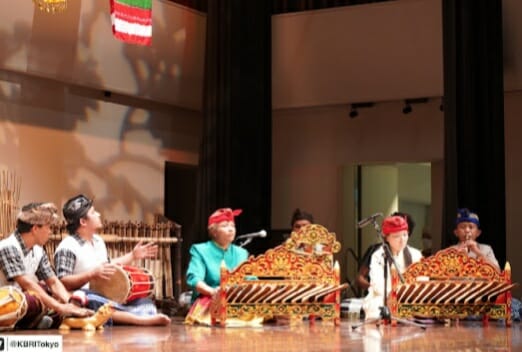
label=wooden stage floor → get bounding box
[3,318,521,351]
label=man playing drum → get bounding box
[54,194,171,326]
[0,202,92,330]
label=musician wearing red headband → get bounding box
[54,194,171,326]
[185,208,250,325]
[362,215,423,320]
[356,212,416,295]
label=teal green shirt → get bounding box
[186,241,249,300]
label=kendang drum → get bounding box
[90,265,155,304]
[0,286,28,330]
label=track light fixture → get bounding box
[349,106,358,118]
[402,97,429,114]
[348,102,375,119]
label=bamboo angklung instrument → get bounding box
[0,170,21,238]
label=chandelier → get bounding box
[33,0,67,14]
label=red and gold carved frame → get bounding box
[210,224,345,326]
[389,248,515,326]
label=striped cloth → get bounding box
[110,0,152,46]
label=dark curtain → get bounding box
[272,0,394,14]
[442,0,505,264]
[168,0,393,15]
[167,0,207,12]
[191,1,272,249]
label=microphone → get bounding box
[236,230,267,240]
[357,213,383,228]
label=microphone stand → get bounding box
[237,237,253,248]
[352,218,426,330]
[234,230,267,248]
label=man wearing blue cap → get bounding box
[452,208,500,270]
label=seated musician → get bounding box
[450,208,500,270]
[356,212,415,295]
[0,202,92,329]
[290,208,314,232]
[185,208,257,325]
[449,208,522,320]
[362,215,422,320]
[54,194,171,326]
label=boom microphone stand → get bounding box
[352,217,426,330]
[237,237,253,248]
[234,230,267,248]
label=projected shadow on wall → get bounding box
[0,1,202,222]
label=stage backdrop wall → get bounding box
[2,0,522,296]
[270,0,522,296]
[0,0,204,222]
[0,0,206,110]
[0,87,201,223]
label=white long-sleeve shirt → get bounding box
[363,245,422,319]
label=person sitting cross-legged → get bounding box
[54,194,171,326]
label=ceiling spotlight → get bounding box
[349,107,358,118]
[348,102,374,119]
[402,97,428,114]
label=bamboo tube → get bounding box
[163,223,173,298]
[152,223,161,298]
[0,170,21,238]
[164,224,173,297]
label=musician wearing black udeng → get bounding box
[0,202,92,329]
[54,194,170,326]
[290,208,314,233]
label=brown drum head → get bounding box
[89,266,129,304]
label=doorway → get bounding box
[341,162,440,297]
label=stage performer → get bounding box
[185,207,259,325]
[290,208,314,233]
[450,208,500,270]
[0,202,92,329]
[356,212,416,295]
[448,208,522,320]
[362,215,422,320]
[54,194,170,326]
